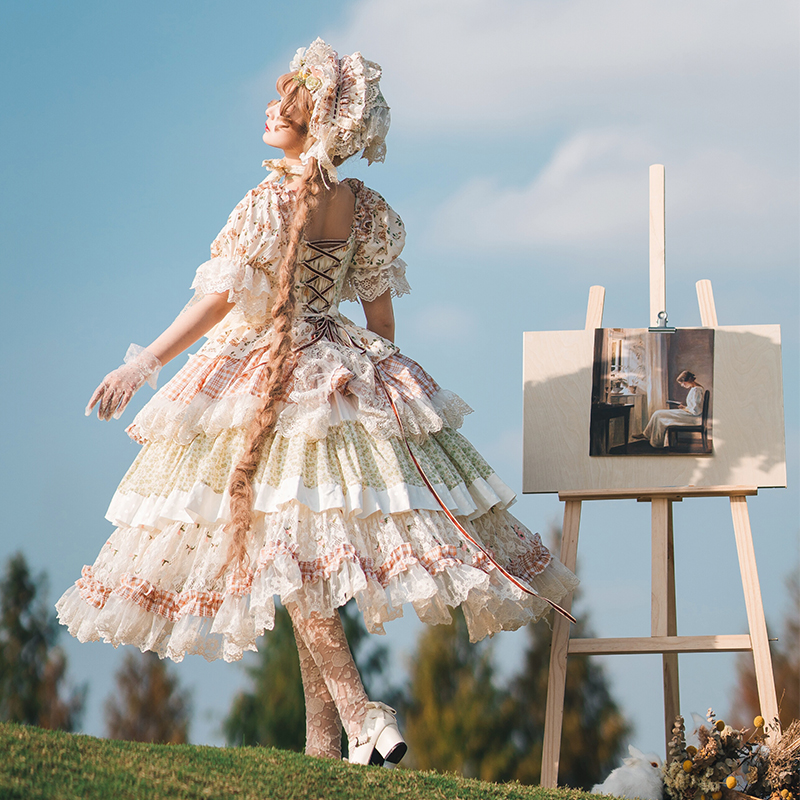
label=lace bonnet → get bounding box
[289,38,390,184]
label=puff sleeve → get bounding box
[342,185,411,303]
[190,181,283,323]
[685,386,704,415]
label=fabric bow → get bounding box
[262,158,305,183]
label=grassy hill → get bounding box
[0,721,607,800]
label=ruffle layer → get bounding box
[108,469,516,530]
[113,415,516,528]
[274,339,471,443]
[191,256,274,324]
[55,505,579,662]
[128,336,472,447]
[341,258,410,304]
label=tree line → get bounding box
[2,550,796,788]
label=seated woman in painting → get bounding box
[639,370,706,448]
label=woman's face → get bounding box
[262,99,306,159]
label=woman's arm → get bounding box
[684,387,704,415]
[86,291,235,420]
[361,289,395,343]
[146,291,235,366]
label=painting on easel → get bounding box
[589,328,714,456]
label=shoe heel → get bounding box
[375,723,407,764]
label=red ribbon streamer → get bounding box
[374,367,576,625]
[291,305,576,625]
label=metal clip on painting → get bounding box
[649,310,676,333]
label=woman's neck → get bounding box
[279,152,303,187]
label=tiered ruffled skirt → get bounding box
[57,320,578,662]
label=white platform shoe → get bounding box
[347,701,407,767]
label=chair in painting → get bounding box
[666,390,711,453]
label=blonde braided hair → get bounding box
[222,74,327,575]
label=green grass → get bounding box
[0,721,607,800]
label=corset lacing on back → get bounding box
[295,239,361,352]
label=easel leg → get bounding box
[541,499,581,788]
[652,498,680,749]
[730,495,780,742]
[663,502,680,744]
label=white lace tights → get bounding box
[288,604,369,759]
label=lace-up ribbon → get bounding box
[295,311,365,353]
[291,310,576,624]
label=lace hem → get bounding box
[341,259,411,303]
[56,506,579,662]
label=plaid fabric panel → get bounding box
[419,544,462,576]
[374,543,416,585]
[116,574,182,620]
[76,566,112,609]
[225,564,253,598]
[159,350,280,405]
[299,543,369,584]
[507,546,552,581]
[469,550,492,573]
[144,345,441,426]
[376,353,440,403]
[176,590,226,618]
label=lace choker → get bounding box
[263,158,305,184]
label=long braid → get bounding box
[223,147,326,573]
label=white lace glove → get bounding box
[85,344,162,421]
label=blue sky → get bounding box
[1,0,797,760]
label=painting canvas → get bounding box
[522,324,785,492]
[589,328,714,456]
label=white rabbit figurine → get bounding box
[591,745,664,800]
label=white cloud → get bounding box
[428,127,797,263]
[432,128,654,248]
[319,0,797,268]
[326,0,797,133]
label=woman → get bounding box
[57,39,578,765]
[641,369,706,448]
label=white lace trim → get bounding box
[128,384,471,447]
[129,335,473,446]
[56,506,579,662]
[106,471,516,530]
[191,256,273,323]
[341,258,410,304]
[276,340,472,442]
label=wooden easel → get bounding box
[540,165,781,788]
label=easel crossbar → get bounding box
[558,486,758,502]
[568,634,752,655]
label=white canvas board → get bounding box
[522,324,786,493]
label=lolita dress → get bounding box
[56,177,579,663]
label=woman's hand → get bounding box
[86,348,162,420]
[86,291,235,421]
